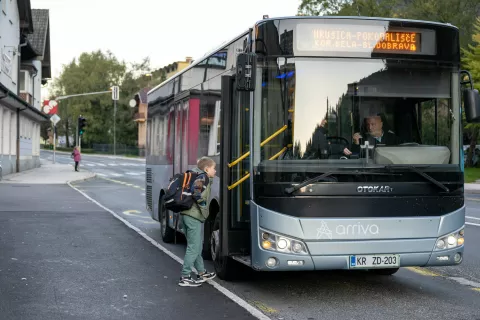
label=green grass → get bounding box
[464,167,480,183]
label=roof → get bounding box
[26,9,51,80]
[136,87,151,104]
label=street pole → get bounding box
[114,99,116,156]
[53,124,56,164]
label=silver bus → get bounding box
[146,16,480,280]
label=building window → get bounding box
[19,71,30,92]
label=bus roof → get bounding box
[148,15,458,97]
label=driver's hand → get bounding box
[353,132,362,144]
[343,148,352,156]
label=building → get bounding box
[159,56,193,79]
[133,87,149,151]
[0,0,50,176]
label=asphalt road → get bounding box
[0,183,255,320]
[43,151,480,320]
[40,150,145,186]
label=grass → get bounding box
[465,167,480,183]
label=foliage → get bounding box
[461,17,480,166]
[49,50,164,148]
[297,0,480,49]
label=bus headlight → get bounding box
[260,229,309,255]
[434,227,465,251]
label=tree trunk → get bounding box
[66,119,70,148]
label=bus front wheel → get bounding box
[159,196,175,243]
[211,215,238,280]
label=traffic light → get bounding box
[78,116,87,136]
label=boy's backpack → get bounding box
[164,170,209,213]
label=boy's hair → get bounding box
[197,157,216,171]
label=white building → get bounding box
[0,0,51,176]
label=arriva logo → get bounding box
[316,221,380,239]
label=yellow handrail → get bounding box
[228,125,287,168]
[269,147,287,160]
[228,173,250,190]
[228,147,288,190]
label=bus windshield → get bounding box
[253,57,461,174]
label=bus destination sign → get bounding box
[311,30,420,52]
[296,24,431,56]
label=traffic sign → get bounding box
[50,114,60,126]
[112,86,120,101]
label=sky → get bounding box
[31,0,301,96]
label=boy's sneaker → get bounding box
[196,271,216,282]
[178,276,202,287]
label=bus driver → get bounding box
[343,114,400,156]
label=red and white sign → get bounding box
[43,100,58,115]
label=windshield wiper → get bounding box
[284,170,401,195]
[384,165,449,193]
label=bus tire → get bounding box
[369,267,400,276]
[211,215,239,280]
[159,196,175,243]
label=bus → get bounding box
[146,15,480,280]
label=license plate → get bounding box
[349,254,400,268]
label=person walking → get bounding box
[72,146,81,172]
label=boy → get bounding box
[178,156,217,287]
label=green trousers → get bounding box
[181,215,205,277]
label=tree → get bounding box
[50,50,130,148]
[461,17,480,167]
[297,0,480,49]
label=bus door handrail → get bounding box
[227,125,287,190]
[228,125,287,168]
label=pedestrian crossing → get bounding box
[82,162,145,167]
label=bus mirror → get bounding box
[236,53,256,91]
[464,88,480,123]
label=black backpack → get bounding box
[164,170,208,213]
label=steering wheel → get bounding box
[327,136,349,146]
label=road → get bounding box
[39,151,480,320]
[0,183,254,320]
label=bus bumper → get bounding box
[250,202,465,271]
[251,245,464,271]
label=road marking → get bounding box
[466,197,480,201]
[123,210,142,215]
[466,222,480,227]
[406,267,441,277]
[466,216,480,221]
[407,267,480,291]
[67,182,271,320]
[97,176,145,191]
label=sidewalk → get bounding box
[465,181,480,193]
[0,159,95,184]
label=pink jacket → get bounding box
[73,149,81,162]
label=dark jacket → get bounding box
[351,130,400,155]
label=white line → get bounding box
[67,182,271,320]
[466,222,480,227]
[466,216,480,221]
[448,277,480,288]
[96,173,107,177]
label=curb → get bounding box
[67,173,97,185]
